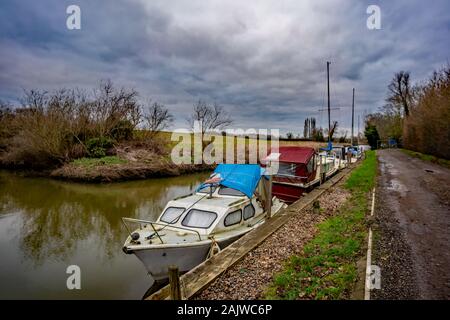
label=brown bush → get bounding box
[125,133,170,156]
[403,67,450,159]
[0,81,144,168]
[0,101,16,151]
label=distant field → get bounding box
[156,131,326,151]
[279,140,326,149]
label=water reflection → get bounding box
[0,170,208,299]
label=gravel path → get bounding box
[196,181,351,300]
[372,150,450,299]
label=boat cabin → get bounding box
[263,147,318,203]
[155,164,268,237]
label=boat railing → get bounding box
[273,173,309,179]
[121,217,202,242]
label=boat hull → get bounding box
[131,235,241,281]
[272,165,339,204]
[272,182,310,204]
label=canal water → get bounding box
[0,170,208,299]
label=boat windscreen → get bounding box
[181,209,217,229]
[160,207,185,224]
[218,186,245,197]
[197,185,217,194]
[277,162,297,176]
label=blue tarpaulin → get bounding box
[198,164,262,198]
[320,141,333,152]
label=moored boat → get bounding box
[263,146,340,204]
[122,164,286,281]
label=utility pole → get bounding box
[327,61,331,142]
[351,88,355,146]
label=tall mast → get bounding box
[327,61,331,143]
[351,88,355,145]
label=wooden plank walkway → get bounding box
[147,165,355,300]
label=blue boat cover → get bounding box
[320,141,333,152]
[198,164,262,198]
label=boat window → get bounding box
[218,187,245,197]
[197,185,217,194]
[278,162,297,176]
[181,209,217,229]
[307,158,314,173]
[160,207,185,224]
[224,209,242,227]
[243,204,255,220]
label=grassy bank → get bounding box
[400,149,450,169]
[266,151,377,299]
[50,151,214,182]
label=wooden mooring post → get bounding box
[313,200,321,214]
[168,265,181,300]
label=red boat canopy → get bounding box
[264,146,315,164]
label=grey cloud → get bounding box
[0,0,449,135]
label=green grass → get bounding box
[266,151,376,300]
[72,156,127,167]
[400,149,450,169]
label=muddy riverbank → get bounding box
[50,160,213,183]
[1,147,214,183]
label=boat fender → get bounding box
[131,232,140,241]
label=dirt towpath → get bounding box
[373,149,450,299]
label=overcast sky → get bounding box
[0,0,449,135]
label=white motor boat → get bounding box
[122,164,286,281]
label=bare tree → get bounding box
[0,99,12,114]
[386,71,412,116]
[20,89,48,111]
[143,102,173,137]
[90,80,141,138]
[187,100,233,135]
[303,118,310,139]
[326,121,338,141]
[311,118,316,137]
[338,130,348,143]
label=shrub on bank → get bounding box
[0,81,172,169]
[86,137,115,158]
